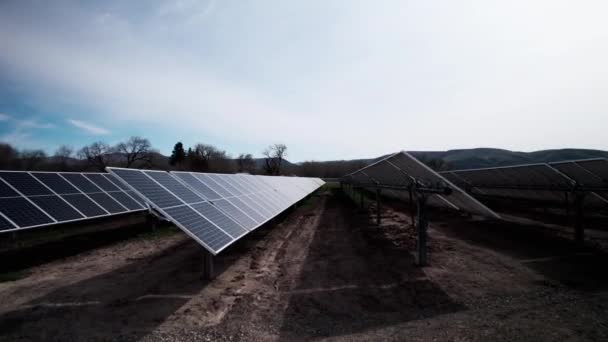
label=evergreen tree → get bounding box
[169,142,186,166]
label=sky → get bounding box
[0,0,607,162]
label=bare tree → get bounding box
[78,142,112,172]
[236,153,256,173]
[115,136,153,168]
[262,143,287,175]
[53,145,74,171]
[20,149,47,170]
[0,143,20,170]
[187,143,233,172]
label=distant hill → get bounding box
[409,148,608,170]
[317,148,608,172]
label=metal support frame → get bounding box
[376,188,381,225]
[416,193,428,266]
[574,192,585,242]
[202,249,215,280]
[408,188,415,225]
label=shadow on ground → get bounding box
[0,210,288,341]
[279,191,464,339]
[434,216,608,292]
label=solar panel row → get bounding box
[107,168,324,255]
[440,158,608,205]
[343,151,501,218]
[0,171,146,232]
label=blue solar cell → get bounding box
[0,172,53,196]
[103,174,129,190]
[195,174,232,197]
[173,173,219,200]
[207,174,243,195]
[164,205,233,253]
[0,197,53,227]
[88,193,126,213]
[84,174,120,192]
[0,214,15,231]
[62,194,107,217]
[0,179,19,198]
[108,191,143,210]
[60,173,102,193]
[126,191,147,207]
[144,171,204,204]
[211,199,258,230]
[240,195,272,218]
[29,195,84,221]
[31,173,80,195]
[190,202,247,239]
[110,169,182,208]
[226,197,264,223]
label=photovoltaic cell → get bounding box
[196,174,232,197]
[0,214,15,231]
[61,194,107,217]
[228,197,265,223]
[144,171,204,204]
[0,172,53,196]
[60,173,102,193]
[88,193,126,213]
[84,173,121,192]
[0,179,19,198]
[174,173,220,200]
[164,205,233,252]
[110,168,182,208]
[108,191,143,210]
[103,174,129,190]
[208,174,243,195]
[29,195,84,221]
[190,202,247,239]
[32,173,80,195]
[212,199,258,230]
[0,197,53,227]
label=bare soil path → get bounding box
[0,189,607,341]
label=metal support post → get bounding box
[408,188,415,225]
[360,189,364,208]
[202,249,215,280]
[574,192,585,243]
[376,188,381,225]
[416,194,428,266]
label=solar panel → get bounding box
[110,168,182,208]
[0,171,146,233]
[0,172,53,196]
[107,191,143,210]
[61,194,108,217]
[87,193,127,213]
[60,173,101,193]
[0,214,16,231]
[144,170,205,204]
[32,173,80,195]
[0,180,19,198]
[0,197,54,227]
[163,205,233,252]
[29,195,84,221]
[84,173,121,192]
[172,172,218,200]
[212,198,258,230]
[190,202,247,239]
[345,152,500,218]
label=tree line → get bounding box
[0,137,449,177]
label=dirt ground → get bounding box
[0,188,607,341]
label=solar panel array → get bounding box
[0,171,147,232]
[441,158,608,205]
[107,167,324,255]
[342,151,501,218]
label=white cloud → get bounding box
[0,113,11,121]
[0,1,607,160]
[67,119,110,135]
